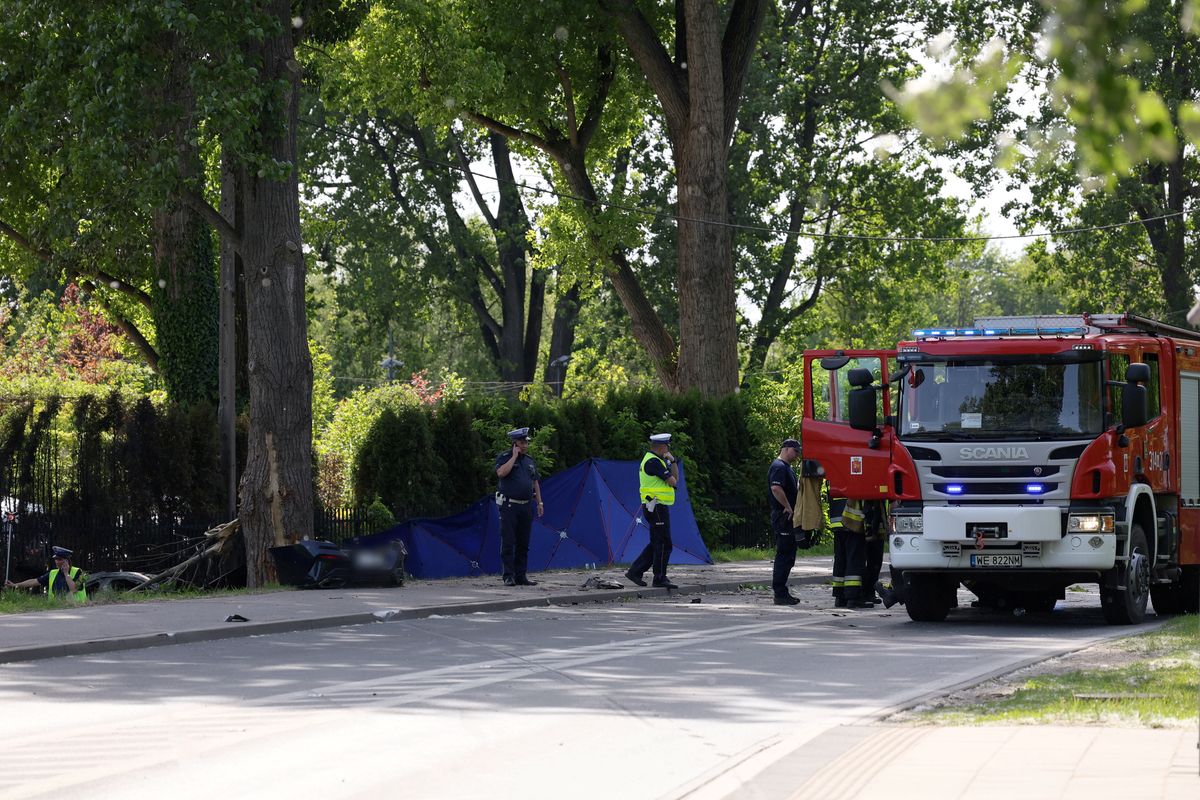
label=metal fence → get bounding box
[715,505,772,550]
[1,508,222,581]
[0,505,387,582]
[313,505,384,544]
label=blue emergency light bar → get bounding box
[912,326,1088,338]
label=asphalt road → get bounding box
[0,583,1148,799]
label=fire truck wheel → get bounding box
[1101,523,1150,625]
[1150,565,1200,615]
[905,574,952,622]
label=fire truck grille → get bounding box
[931,465,1060,479]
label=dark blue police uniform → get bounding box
[768,452,799,601]
[495,429,540,585]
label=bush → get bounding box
[353,405,442,518]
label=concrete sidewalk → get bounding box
[699,723,1199,800]
[0,557,808,664]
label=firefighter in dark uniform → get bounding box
[625,432,679,589]
[862,500,887,604]
[830,498,872,608]
[4,546,87,601]
[769,438,802,605]
[494,427,544,586]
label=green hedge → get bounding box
[347,387,776,548]
[0,389,240,522]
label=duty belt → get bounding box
[495,493,531,506]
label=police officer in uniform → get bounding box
[769,438,802,605]
[494,427,544,586]
[4,546,87,601]
[625,433,679,589]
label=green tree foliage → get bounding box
[0,0,251,399]
[1004,0,1199,318]
[892,0,1198,320]
[733,0,968,372]
[894,0,1200,181]
[0,286,156,393]
[329,0,732,394]
[300,64,584,386]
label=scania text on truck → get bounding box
[801,314,1200,624]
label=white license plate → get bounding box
[970,553,1022,567]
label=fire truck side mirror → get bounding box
[1121,363,1150,428]
[821,355,851,370]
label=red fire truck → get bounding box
[802,314,1200,624]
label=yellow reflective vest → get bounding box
[639,452,676,506]
[48,566,87,602]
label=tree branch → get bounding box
[0,217,152,309]
[601,0,689,136]
[450,133,499,229]
[84,268,153,309]
[183,189,242,255]
[462,110,552,153]
[0,217,52,261]
[553,54,580,147]
[721,0,768,143]
[79,281,161,370]
[578,45,615,150]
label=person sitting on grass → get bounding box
[4,546,87,602]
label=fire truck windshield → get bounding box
[898,358,1104,440]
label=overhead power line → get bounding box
[305,119,1192,246]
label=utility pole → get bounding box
[218,155,239,521]
[380,325,403,382]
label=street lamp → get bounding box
[380,356,404,382]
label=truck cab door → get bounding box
[803,350,896,499]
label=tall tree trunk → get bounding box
[675,81,737,395]
[236,2,313,586]
[603,0,766,397]
[492,134,532,383]
[543,279,582,394]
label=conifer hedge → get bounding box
[346,387,770,547]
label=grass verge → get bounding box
[710,540,835,562]
[912,615,1199,728]
[0,584,283,615]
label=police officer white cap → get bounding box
[649,433,671,443]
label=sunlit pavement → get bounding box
[0,571,1194,799]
